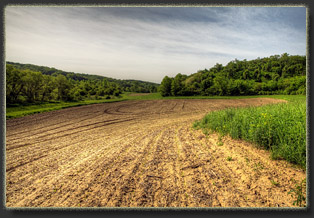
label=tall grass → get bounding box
[193,96,306,169]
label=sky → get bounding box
[5,6,306,83]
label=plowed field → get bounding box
[6,98,306,208]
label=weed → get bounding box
[226,156,233,161]
[288,178,306,207]
[193,95,306,169]
[217,135,224,146]
[245,157,250,164]
[270,179,280,187]
[180,171,184,177]
[253,162,264,172]
[217,141,224,146]
[203,129,209,136]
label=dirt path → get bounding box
[5,98,306,207]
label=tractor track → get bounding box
[6,98,306,208]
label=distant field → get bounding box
[6,93,305,119]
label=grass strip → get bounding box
[6,98,126,119]
[193,96,306,169]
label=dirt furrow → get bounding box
[6,126,143,207]
[6,118,140,173]
[100,129,164,207]
[6,111,107,140]
[6,98,305,208]
[6,118,135,151]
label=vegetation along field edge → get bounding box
[193,95,306,169]
[6,93,304,119]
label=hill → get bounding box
[6,61,159,93]
[6,62,159,104]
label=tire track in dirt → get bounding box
[6,98,305,208]
[134,127,178,207]
[7,125,146,207]
[7,101,141,140]
[6,111,106,140]
[175,125,216,207]
[6,118,141,178]
[6,118,135,151]
[6,104,102,129]
[103,129,165,207]
[40,127,165,207]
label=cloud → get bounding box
[5,6,306,83]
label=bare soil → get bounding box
[6,98,306,208]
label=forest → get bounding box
[6,62,159,104]
[159,53,306,97]
[6,53,306,105]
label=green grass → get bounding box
[288,178,306,207]
[193,95,306,169]
[226,156,233,161]
[120,92,163,100]
[6,98,126,119]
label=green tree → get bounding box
[211,74,229,96]
[6,65,26,103]
[159,76,173,97]
[22,70,44,102]
[171,73,188,96]
[55,74,71,101]
[41,75,56,101]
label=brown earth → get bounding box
[5,98,306,208]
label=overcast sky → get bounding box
[5,6,306,83]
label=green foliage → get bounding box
[55,74,72,101]
[6,65,26,103]
[6,62,159,95]
[159,76,173,97]
[288,178,306,207]
[160,54,306,97]
[194,96,306,169]
[171,73,188,96]
[270,179,279,187]
[22,70,44,102]
[6,63,158,106]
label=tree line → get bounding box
[6,64,124,104]
[159,53,306,97]
[6,62,159,104]
[6,62,159,101]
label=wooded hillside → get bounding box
[6,62,159,104]
[159,53,306,97]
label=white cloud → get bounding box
[5,6,306,83]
